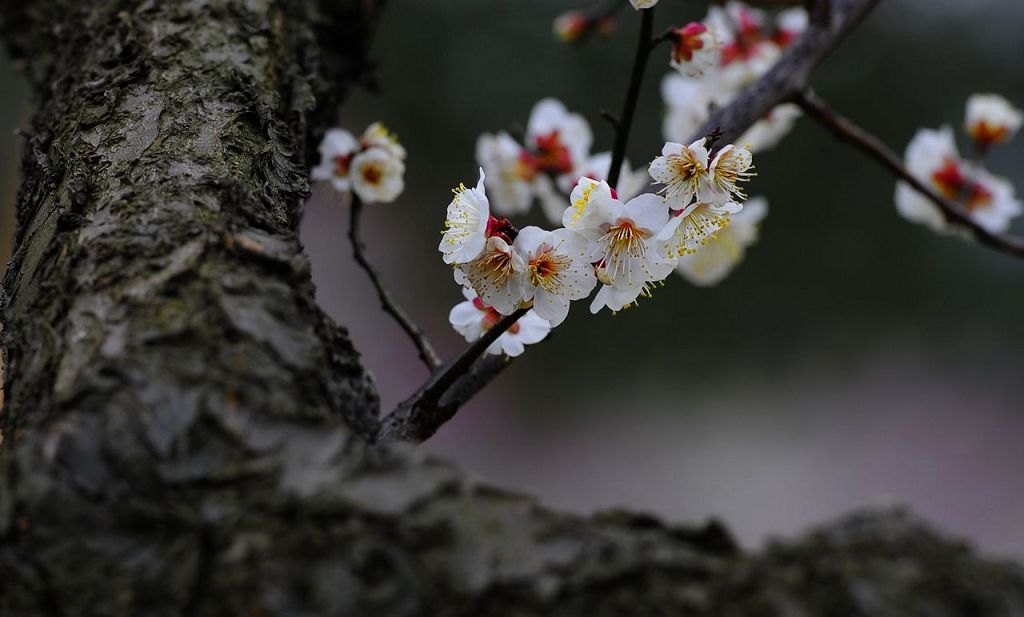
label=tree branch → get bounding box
[607,6,655,189]
[695,0,880,146]
[348,195,442,370]
[375,307,527,444]
[794,91,1024,258]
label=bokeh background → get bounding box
[2,0,1023,556]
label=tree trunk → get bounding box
[1,1,1023,615]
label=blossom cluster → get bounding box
[659,1,807,153]
[476,99,649,225]
[896,94,1022,234]
[442,135,766,356]
[311,123,407,204]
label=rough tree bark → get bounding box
[1,1,1023,615]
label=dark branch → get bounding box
[694,0,880,145]
[607,7,655,190]
[348,195,442,370]
[794,91,1024,258]
[375,307,527,444]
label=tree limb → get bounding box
[348,195,442,370]
[794,90,1024,257]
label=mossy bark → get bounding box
[1,1,1023,615]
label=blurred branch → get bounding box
[349,195,442,371]
[695,0,879,146]
[379,0,883,446]
[794,91,1024,258]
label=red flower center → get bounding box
[931,159,993,212]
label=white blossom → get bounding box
[513,226,597,326]
[965,93,1023,148]
[562,179,675,313]
[895,126,1023,234]
[310,128,359,193]
[440,169,490,264]
[670,23,721,78]
[648,139,711,210]
[703,144,754,204]
[360,122,407,160]
[657,200,743,257]
[661,73,711,145]
[629,0,658,9]
[476,132,534,215]
[458,235,528,316]
[737,104,801,153]
[676,197,767,285]
[349,148,405,204]
[526,98,593,174]
[449,289,551,357]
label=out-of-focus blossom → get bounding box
[676,197,767,285]
[670,23,721,78]
[311,128,360,193]
[629,0,658,9]
[737,104,802,153]
[965,93,1022,148]
[349,148,405,204]
[895,126,1022,234]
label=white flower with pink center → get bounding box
[311,128,359,193]
[525,98,593,178]
[669,23,721,78]
[896,126,1022,234]
[965,94,1022,149]
[476,131,535,215]
[449,289,551,357]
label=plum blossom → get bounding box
[895,126,1022,234]
[550,152,650,224]
[553,11,588,43]
[676,197,767,285]
[449,289,551,357]
[513,226,597,326]
[669,23,720,78]
[661,73,711,145]
[458,234,529,316]
[476,132,534,215]
[440,169,490,264]
[311,129,359,192]
[648,139,711,209]
[562,178,675,313]
[965,94,1022,149]
[629,0,658,9]
[657,199,743,257]
[659,2,807,150]
[704,144,754,204]
[737,104,802,153]
[526,98,593,174]
[476,99,594,217]
[349,148,405,204]
[360,122,407,160]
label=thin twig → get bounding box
[794,91,1024,258]
[607,7,655,189]
[348,195,443,370]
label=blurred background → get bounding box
[2,0,1023,557]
